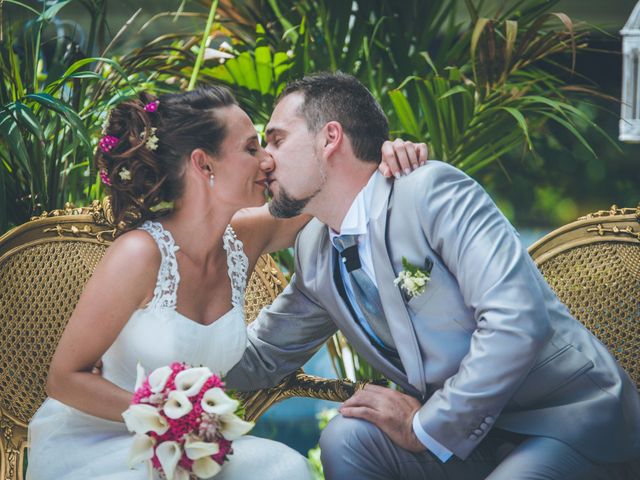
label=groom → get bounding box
[226,72,640,479]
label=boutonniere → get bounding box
[394,257,431,299]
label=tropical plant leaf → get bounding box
[25,94,92,150]
[389,89,421,139]
[499,106,532,150]
[0,110,31,176]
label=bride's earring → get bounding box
[209,174,215,188]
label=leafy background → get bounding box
[2,0,638,237]
[2,0,639,475]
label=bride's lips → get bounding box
[254,178,271,188]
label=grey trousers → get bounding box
[319,415,638,480]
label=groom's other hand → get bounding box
[339,384,426,453]
[379,139,428,178]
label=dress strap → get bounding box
[222,224,249,308]
[138,220,180,309]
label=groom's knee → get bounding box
[320,415,400,479]
[320,414,384,459]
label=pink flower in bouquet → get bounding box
[123,362,253,479]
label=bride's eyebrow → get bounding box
[243,135,260,147]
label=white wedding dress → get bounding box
[27,220,311,480]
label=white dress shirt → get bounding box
[329,172,453,463]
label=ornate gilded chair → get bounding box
[2,201,638,479]
[528,205,640,389]
[0,198,358,480]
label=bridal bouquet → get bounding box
[123,362,254,479]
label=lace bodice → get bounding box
[28,220,312,480]
[96,220,250,391]
[138,220,249,310]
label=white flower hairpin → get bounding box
[119,168,132,181]
[142,127,159,151]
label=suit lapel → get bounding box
[369,175,427,397]
[314,228,417,394]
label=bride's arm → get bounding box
[45,231,159,422]
[232,205,311,258]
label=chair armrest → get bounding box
[237,369,367,422]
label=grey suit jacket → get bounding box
[227,161,640,462]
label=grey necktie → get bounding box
[334,234,397,351]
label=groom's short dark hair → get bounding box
[277,72,389,164]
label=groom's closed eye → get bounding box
[264,128,285,147]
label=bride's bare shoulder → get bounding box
[102,229,161,271]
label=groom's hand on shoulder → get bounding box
[339,384,426,453]
[379,139,428,178]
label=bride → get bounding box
[26,86,425,479]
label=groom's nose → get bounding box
[260,152,275,173]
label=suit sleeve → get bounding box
[414,162,551,460]
[225,236,338,391]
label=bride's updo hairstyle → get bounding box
[95,86,237,230]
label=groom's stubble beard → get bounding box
[268,149,327,218]
[268,187,316,218]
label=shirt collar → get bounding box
[329,171,380,246]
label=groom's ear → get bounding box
[321,121,343,159]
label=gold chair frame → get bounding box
[528,204,640,389]
[1,200,638,479]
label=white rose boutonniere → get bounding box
[394,257,431,299]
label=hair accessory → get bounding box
[209,174,215,188]
[144,100,159,113]
[119,168,132,181]
[99,169,112,186]
[99,135,119,153]
[142,127,159,151]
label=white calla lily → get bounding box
[174,467,190,480]
[185,437,220,460]
[219,413,254,440]
[122,404,169,435]
[156,441,182,480]
[174,367,212,397]
[201,387,238,415]
[148,366,173,393]
[193,456,222,478]
[134,362,146,391]
[127,433,155,468]
[164,390,193,419]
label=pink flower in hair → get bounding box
[144,100,159,113]
[99,169,112,186]
[99,135,119,153]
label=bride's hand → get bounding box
[91,359,103,375]
[379,139,428,178]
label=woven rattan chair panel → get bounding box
[537,242,640,387]
[244,256,287,324]
[0,241,107,424]
[0,242,285,426]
